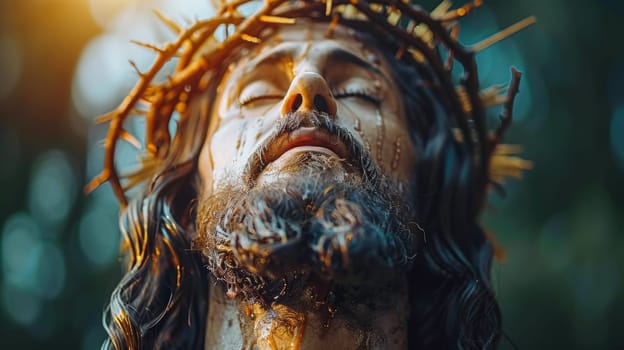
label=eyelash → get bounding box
[238,88,381,107]
[332,88,381,106]
[239,94,283,107]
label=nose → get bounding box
[280,72,337,117]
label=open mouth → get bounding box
[263,127,350,167]
[243,117,374,186]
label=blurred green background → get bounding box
[0,0,622,349]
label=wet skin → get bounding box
[198,22,416,193]
[199,22,413,350]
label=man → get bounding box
[89,0,532,348]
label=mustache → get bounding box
[242,111,379,187]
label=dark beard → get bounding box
[195,156,418,305]
[195,113,418,304]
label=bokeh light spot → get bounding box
[1,212,42,291]
[27,150,77,230]
[88,0,132,30]
[0,33,22,99]
[609,105,624,172]
[73,8,178,120]
[72,34,132,117]
[0,127,21,182]
[82,320,106,350]
[2,285,42,326]
[36,243,66,299]
[156,0,215,23]
[79,204,119,268]
[607,61,624,109]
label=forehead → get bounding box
[224,21,388,76]
[263,21,371,53]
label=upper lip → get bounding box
[263,127,350,165]
[245,127,353,184]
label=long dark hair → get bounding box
[387,48,502,349]
[101,73,219,349]
[102,32,501,350]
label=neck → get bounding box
[205,277,409,350]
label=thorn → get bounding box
[128,60,144,77]
[140,95,155,104]
[431,0,453,19]
[152,9,182,34]
[479,85,507,107]
[325,0,333,16]
[325,14,341,38]
[129,107,149,115]
[95,112,115,124]
[395,45,406,59]
[369,3,383,13]
[450,22,460,40]
[387,9,401,26]
[209,0,224,12]
[120,129,142,149]
[408,48,426,63]
[471,16,537,53]
[241,33,261,44]
[147,143,158,156]
[84,170,109,194]
[259,15,296,24]
[130,40,163,53]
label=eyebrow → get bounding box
[244,48,294,73]
[246,45,386,78]
[323,48,385,77]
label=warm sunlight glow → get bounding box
[88,0,135,29]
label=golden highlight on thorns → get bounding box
[260,15,297,24]
[471,16,537,52]
[241,33,262,43]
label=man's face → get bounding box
[196,23,420,348]
[198,22,415,193]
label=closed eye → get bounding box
[239,94,283,107]
[332,88,381,106]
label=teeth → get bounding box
[273,146,340,165]
[259,128,350,178]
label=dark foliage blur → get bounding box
[0,0,622,349]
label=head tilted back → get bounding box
[94,1,534,349]
[87,0,532,210]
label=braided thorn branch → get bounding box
[356,0,481,159]
[384,0,488,160]
[86,0,289,205]
[85,16,249,206]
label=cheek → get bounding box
[202,112,279,190]
[200,121,247,191]
[383,118,416,181]
[210,122,243,169]
[337,103,415,181]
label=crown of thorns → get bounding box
[86,0,534,207]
